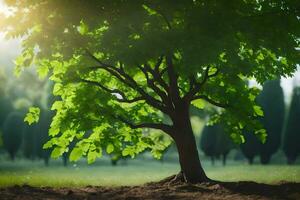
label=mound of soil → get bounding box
[0,181,299,200]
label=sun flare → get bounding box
[0,0,14,18]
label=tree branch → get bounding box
[114,64,171,114]
[156,10,172,30]
[79,78,144,104]
[138,64,169,103]
[85,50,170,114]
[113,115,173,134]
[154,56,164,72]
[166,54,180,105]
[184,67,220,102]
[145,57,169,91]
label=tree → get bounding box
[23,124,38,160]
[1,1,299,183]
[240,131,261,164]
[215,126,234,166]
[257,79,285,164]
[35,110,52,165]
[0,70,12,127]
[200,124,218,165]
[283,87,300,164]
[2,112,24,160]
[200,123,234,166]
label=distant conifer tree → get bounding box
[2,112,24,160]
[283,87,300,164]
[257,79,285,164]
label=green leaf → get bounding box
[253,105,264,116]
[142,5,157,15]
[51,147,64,158]
[191,99,205,109]
[43,140,53,149]
[280,57,288,66]
[257,52,265,61]
[24,107,40,125]
[37,65,49,79]
[122,147,135,158]
[255,129,267,143]
[87,149,102,164]
[77,20,89,35]
[249,93,256,101]
[106,143,114,154]
[87,151,97,164]
[208,67,218,76]
[151,149,163,159]
[230,133,245,144]
[49,126,60,137]
[51,101,63,111]
[53,83,63,96]
[70,147,83,161]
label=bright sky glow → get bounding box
[0,0,14,16]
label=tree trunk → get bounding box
[62,153,68,167]
[211,156,215,166]
[248,157,254,165]
[172,105,208,183]
[44,157,49,166]
[222,153,227,166]
[260,155,270,165]
[287,157,296,165]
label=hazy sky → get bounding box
[0,0,299,104]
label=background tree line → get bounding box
[200,79,300,165]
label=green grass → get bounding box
[0,158,299,187]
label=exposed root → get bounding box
[146,171,220,188]
[167,171,186,186]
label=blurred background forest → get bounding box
[0,1,300,186]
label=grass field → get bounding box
[0,158,299,187]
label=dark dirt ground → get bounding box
[0,181,299,200]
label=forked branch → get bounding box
[85,50,170,114]
[80,78,144,103]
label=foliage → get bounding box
[1,0,299,163]
[283,87,300,164]
[24,107,40,125]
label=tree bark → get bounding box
[171,104,208,183]
[62,153,68,167]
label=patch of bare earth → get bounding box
[0,181,299,200]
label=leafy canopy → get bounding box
[1,0,299,162]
